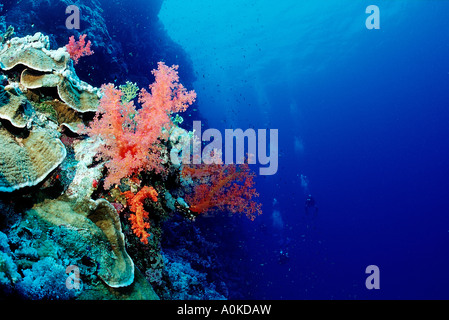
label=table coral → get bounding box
[0,126,67,192]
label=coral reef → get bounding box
[0,32,67,72]
[0,28,262,300]
[30,197,135,288]
[0,0,196,91]
[0,32,98,193]
[15,257,77,300]
[160,251,226,300]
[0,84,31,128]
[0,32,142,298]
[0,231,20,291]
[5,33,101,114]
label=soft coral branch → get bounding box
[85,62,196,189]
[136,62,196,140]
[122,186,158,244]
[183,162,262,221]
[65,34,94,65]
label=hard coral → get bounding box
[30,197,135,288]
[0,127,67,193]
[0,32,67,72]
[123,186,159,245]
[20,68,99,113]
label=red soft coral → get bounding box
[65,34,94,64]
[182,161,262,221]
[85,62,196,189]
[122,186,158,244]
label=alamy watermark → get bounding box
[66,4,380,31]
[365,265,380,290]
[65,5,80,30]
[170,121,279,176]
[366,5,380,30]
[65,265,81,290]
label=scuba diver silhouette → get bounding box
[278,249,290,265]
[277,237,292,265]
[305,194,318,215]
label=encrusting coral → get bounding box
[0,33,100,115]
[19,64,99,114]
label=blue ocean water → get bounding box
[158,0,449,299]
[1,0,449,301]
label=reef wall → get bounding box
[0,0,195,89]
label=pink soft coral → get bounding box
[65,34,94,64]
[85,62,196,189]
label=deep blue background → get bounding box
[158,0,449,299]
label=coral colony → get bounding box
[0,32,266,299]
[65,34,94,65]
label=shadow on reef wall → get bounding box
[0,0,196,91]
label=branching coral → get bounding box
[182,161,262,221]
[85,62,196,189]
[119,81,139,104]
[123,186,159,244]
[65,34,94,65]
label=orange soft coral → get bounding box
[85,62,196,189]
[123,186,158,244]
[183,162,262,221]
[65,34,94,64]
